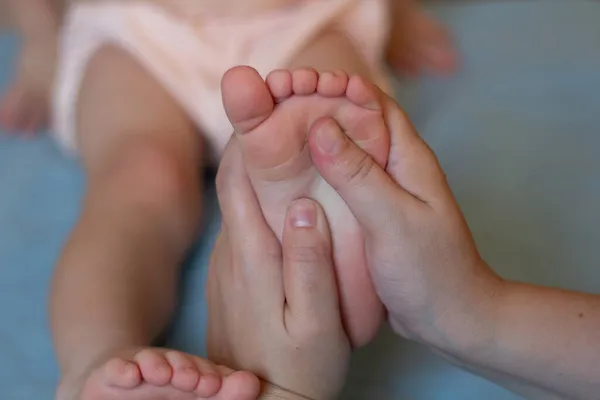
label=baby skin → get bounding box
[59,348,260,400]
[220,66,390,347]
[0,0,457,134]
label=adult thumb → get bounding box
[282,198,343,330]
[308,117,415,235]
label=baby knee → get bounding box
[97,142,200,214]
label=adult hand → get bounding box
[206,138,350,400]
[307,91,600,400]
[306,98,501,350]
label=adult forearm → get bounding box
[437,279,600,399]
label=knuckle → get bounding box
[287,244,328,290]
[340,152,376,188]
[288,243,323,265]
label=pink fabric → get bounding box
[53,0,390,158]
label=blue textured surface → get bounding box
[1,1,600,399]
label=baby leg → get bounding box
[0,0,61,133]
[287,29,374,78]
[52,46,258,400]
[387,0,458,76]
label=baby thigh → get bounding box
[51,44,205,373]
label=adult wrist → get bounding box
[389,262,505,362]
[427,271,505,364]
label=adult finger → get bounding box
[282,198,343,330]
[215,137,284,302]
[380,93,451,204]
[307,117,415,235]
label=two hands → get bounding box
[206,95,496,399]
[206,92,600,400]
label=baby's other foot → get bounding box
[57,348,260,400]
[221,66,389,347]
[0,38,56,135]
[387,7,458,76]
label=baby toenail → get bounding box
[316,120,344,154]
[290,199,317,228]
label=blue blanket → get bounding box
[1,1,600,398]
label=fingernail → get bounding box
[290,199,317,228]
[316,120,344,154]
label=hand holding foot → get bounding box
[207,140,350,400]
[306,91,499,348]
[307,75,600,400]
[57,348,260,400]
[219,66,389,347]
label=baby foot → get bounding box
[57,348,260,400]
[387,7,458,76]
[221,66,389,347]
[0,37,56,134]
